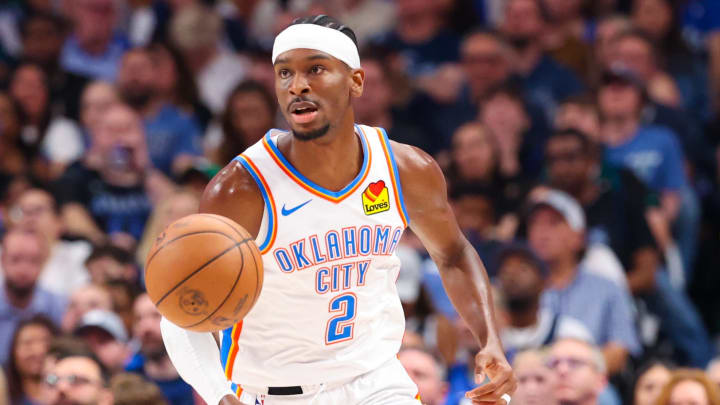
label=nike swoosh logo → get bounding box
[281,199,312,216]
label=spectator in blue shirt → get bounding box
[499,0,584,122]
[60,0,129,81]
[527,190,641,375]
[126,294,195,405]
[116,48,201,178]
[0,229,66,366]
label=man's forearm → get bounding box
[434,240,501,349]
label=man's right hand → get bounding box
[219,394,245,405]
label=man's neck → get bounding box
[138,98,163,119]
[548,256,579,289]
[508,303,540,328]
[602,118,639,146]
[282,113,362,192]
[78,35,112,56]
[4,286,33,309]
[515,44,543,75]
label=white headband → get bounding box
[272,24,361,69]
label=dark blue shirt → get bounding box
[144,104,202,177]
[605,125,688,192]
[371,30,460,77]
[126,352,195,405]
[519,54,584,122]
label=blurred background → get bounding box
[1,0,720,404]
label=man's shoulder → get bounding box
[574,270,625,295]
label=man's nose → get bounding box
[289,73,310,96]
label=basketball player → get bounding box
[160,15,516,405]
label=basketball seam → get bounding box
[198,213,263,308]
[146,230,237,268]
[155,237,253,307]
[179,240,247,329]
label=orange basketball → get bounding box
[145,213,263,332]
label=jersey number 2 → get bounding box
[325,293,357,344]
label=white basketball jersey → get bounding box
[219,124,410,389]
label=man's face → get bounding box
[352,60,390,122]
[22,17,64,66]
[1,232,46,298]
[15,324,52,379]
[461,35,510,96]
[78,328,128,373]
[44,356,110,405]
[10,65,48,119]
[502,0,545,42]
[398,350,447,405]
[62,286,113,333]
[595,19,626,68]
[11,189,62,241]
[498,256,542,309]
[117,51,156,109]
[597,82,643,121]
[528,208,581,263]
[133,294,164,355]
[95,106,146,165]
[546,136,591,194]
[548,340,604,403]
[613,37,654,80]
[514,353,556,405]
[81,82,119,133]
[274,49,362,141]
[72,0,115,46]
[451,124,495,181]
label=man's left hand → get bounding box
[465,347,516,404]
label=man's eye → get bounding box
[278,69,291,78]
[310,65,325,74]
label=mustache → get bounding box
[287,96,319,112]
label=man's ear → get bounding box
[350,68,365,98]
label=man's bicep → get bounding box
[396,144,466,263]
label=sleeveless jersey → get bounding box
[219,124,410,388]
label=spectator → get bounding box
[85,245,138,287]
[116,47,202,178]
[553,95,601,142]
[9,64,84,179]
[546,338,607,405]
[593,15,632,79]
[500,0,584,121]
[597,66,700,281]
[43,351,113,405]
[5,315,57,405]
[541,0,593,79]
[126,294,194,405]
[447,122,531,229]
[110,373,168,405]
[80,81,120,142]
[61,284,113,334]
[75,309,131,374]
[631,0,710,119]
[146,42,212,130]
[398,347,448,405]
[0,368,7,405]
[0,229,65,365]
[56,103,173,245]
[655,369,720,405]
[707,358,720,387]
[205,80,278,166]
[169,4,249,114]
[60,0,129,81]
[608,31,713,182]
[544,128,714,367]
[512,350,557,405]
[528,190,641,374]
[496,243,592,361]
[6,188,91,296]
[633,360,673,405]
[0,92,27,179]
[479,86,545,179]
[371,0,460,79]
[135,191,198,269]
[20,11,89,121]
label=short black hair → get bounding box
[85,244,134,267]
[19,11,68,38]
[547,128,594,155]
[291,15,358,50]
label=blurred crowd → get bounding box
[1,0,720,404]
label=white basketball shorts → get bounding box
[237,358,422,405]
